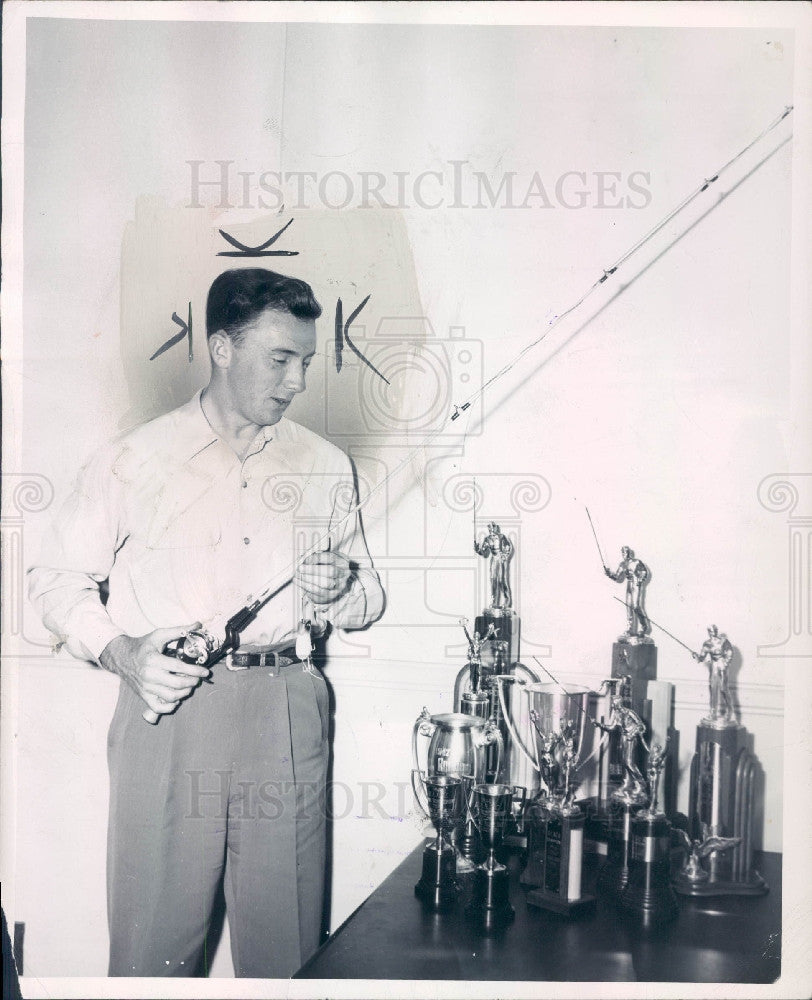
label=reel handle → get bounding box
[141,631,217,725]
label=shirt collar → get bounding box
[174,390,284,464]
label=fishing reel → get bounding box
[163,628,221,666]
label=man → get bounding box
[27,268,385,978]
[605,545,650,639]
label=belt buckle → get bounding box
[226,653,249,672]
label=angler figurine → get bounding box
[475,522,514,612]
[692,625,735,727]
[605,546,651,642]
[593,690,650,807]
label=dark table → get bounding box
[296,846,780,983]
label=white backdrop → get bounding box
[2,3,811,996]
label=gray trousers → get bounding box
[106,664,329,978]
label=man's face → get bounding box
[220,308,317,427]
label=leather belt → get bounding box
[226,644,303,674]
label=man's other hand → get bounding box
[99,624,211,716]
[296,551,352,606]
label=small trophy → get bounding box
[593,684,650,808]
[412,772,463,911]
[455,619,495,722]
[474,522,520,664]
[619,741,679,926]
[677,628,768,897]
[465,783,516,928]
[595,697,657,902]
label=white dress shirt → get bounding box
[28,391,384,662]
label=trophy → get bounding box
[596,800,635,901]
[412,773,463,910]
[465,783,516,928]
[619,741,679,926]
[497,679,599,915]
[474,522,519,663]
[605,547,657,726]
[454,618,541,846]
[459,524,542,816]
[454,620,497,723]
[675,627,767,897]
[412,708,503,872]
[592,683,650,808]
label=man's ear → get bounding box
[208,331,233,370]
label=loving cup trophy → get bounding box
[412,708,503,873]
[465,783,516,928]
[412,772,463,910]
[496,679,599,915]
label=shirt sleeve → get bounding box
[26,442,128,663]
[306,456,385,632]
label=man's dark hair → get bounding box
[206,268,322,342]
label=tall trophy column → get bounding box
[674,627,768,896]
[605,546,658,723]
[593,547,658,813]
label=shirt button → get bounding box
[242,481,248,489]
[244,537,250,545]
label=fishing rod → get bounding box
[609,594,698,656]
[585,506,607,572]
[449,105,793,424]
[158,106,793,688]
[530,656,593,725]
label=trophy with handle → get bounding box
[465,783,516,928]
[412,707,503,872]
[496,677,601,915]
[411,772,463,910]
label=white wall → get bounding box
[3,11,803,983]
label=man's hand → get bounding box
[99,623,211,716]
[296,551,352,606]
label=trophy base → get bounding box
[414,844,458,912]
[456,826,481,870]
[689,722,762,888]
[526,888,597,917]
[476,610,519,665]
[465,867,514,929]
[612,640,657,720]
[619,814,679,927]
[616,634,655,646]
[503,830,529,852]
[672,869,768,897]
[699,715,739,731]
[520,804,587,912]
[596,803,634,901]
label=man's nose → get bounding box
[283,362,308,394]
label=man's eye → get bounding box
[270,357,287,366]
